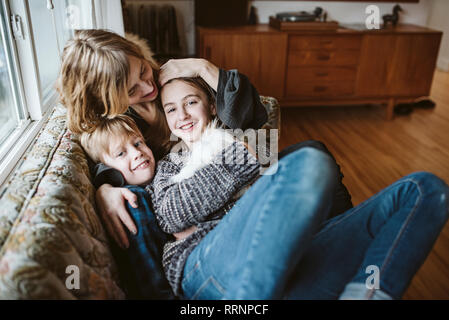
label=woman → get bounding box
[57,29,351,298]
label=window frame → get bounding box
[8,0,61,120]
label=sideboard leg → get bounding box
[386,98,395,120]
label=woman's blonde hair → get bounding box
[57,29,159,134]
[80,114,143,163]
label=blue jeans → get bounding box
[181,148,449,299]
[278,140,353,219]
[285,170,449,300]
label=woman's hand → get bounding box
[96,184,138,249]
[159,58,219,91]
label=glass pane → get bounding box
[28,0,61,99]
[53,0,95,51]
[53,0,73,51]
[0,13,19,147]
[28,0,92,100]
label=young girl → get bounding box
[151,76,449,300]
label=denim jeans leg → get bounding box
[279,140,353,219]
[181,147,338,299]
[283,172,449,300]
[111,185,175,299]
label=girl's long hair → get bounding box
[56,29,159,134]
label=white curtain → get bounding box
[93,0,125,35]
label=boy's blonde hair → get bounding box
[80,115,143,163]
[57,29,159,134]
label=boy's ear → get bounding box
[210,103,217,116]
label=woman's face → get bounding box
[161,80,216,146]
[127,55,158,105]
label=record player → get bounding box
[276,7,323,22]
[269,6,338,32]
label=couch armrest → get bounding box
[0,104,125,299]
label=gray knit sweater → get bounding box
[146,141,260,296]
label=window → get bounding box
[0,0,102,186]
[27,0,95,104]
[0,11,22,148]
[28,0,69,102]
[0,1,29,183]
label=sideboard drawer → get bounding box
[285,80,355,98]
[287,66,358,83]
[288,50,360,67]
[289,35,362,51]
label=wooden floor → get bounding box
[279,69,449,299]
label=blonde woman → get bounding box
[57,29,353,298]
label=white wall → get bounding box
[426,0,449,71]
[250,0,431,26]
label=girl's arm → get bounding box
[151,141,260,234]
[158,58,268,130]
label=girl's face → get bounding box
[161,80,216,146]
[127,55,158,105]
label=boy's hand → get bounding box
[96,184,138,249]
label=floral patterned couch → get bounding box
[0,97,280,299]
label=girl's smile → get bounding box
[178,122,196,131]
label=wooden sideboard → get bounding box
[197,24,442,119]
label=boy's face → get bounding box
[103,134,155,185]
[161,80,216,146]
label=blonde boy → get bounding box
[80,115,156,186]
